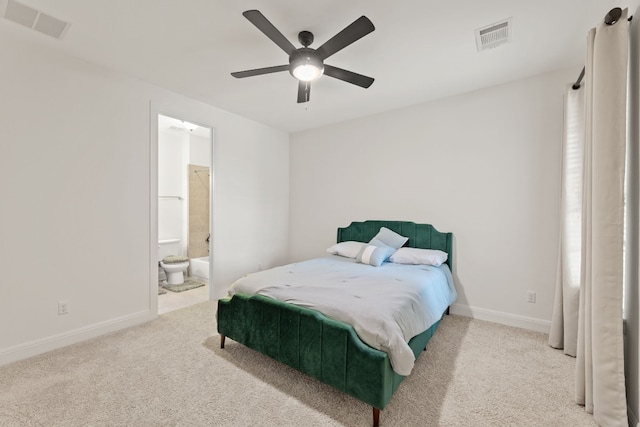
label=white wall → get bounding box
[290,68,576,332]
[158,129,186,246]
[0,30,289,365]
[189,133,211,167]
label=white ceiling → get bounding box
[1,0,637,133]
[158,114,212,139]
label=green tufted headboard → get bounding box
[337,220,453,269]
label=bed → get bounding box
[216,220,454,426]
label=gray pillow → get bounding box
[356,244,395,267]
[369,227,408,250]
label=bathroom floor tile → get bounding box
[158,280,209,315]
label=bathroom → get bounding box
[157,114,213,313]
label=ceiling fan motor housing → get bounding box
[298,30,314,47]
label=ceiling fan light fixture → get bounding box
[293,63,323,81]
[290,49,324,82]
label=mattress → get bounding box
[227,255,457,375]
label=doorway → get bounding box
[154,113,214,314]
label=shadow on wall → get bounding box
[449,235,469,310]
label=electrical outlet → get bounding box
[58,301,69,315]
[527,291,536,303]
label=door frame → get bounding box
[149,104,215,315]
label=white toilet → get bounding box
[158,239,189,285]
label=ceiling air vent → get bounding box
[3,0,70,39]
[475,18,511,52]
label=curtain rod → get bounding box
[572,7,633,90]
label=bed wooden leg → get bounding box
[373,407,380,427]
[220,335,226,349]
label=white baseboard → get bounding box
[0,310,156,367]
[450,303,551,334]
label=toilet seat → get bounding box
[161,255,189,264]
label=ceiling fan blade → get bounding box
[315,16,375,60]
[297,81,311,103]
[231,64,289,78]
[323,65,374,88]
[243,10,297,55]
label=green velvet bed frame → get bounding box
[217,221,453,426]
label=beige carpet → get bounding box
[0,302,596,427]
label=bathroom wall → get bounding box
[188,164,210,258]
[158,126,188,255]
[158,124,212,259]
[189,133,210,166]
[188,132,211,259]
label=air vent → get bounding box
[475,18,511,51]
[3,0,70,39]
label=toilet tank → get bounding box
[158,239,182,261]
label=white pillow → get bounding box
[388,247,448,266]
[327,241,365,259]
[356,244,395,267]
[369,227,408,250]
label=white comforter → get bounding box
[227,255,457,376]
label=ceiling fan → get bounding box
[231,10,375,103]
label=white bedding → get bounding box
[227,255,457,376]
